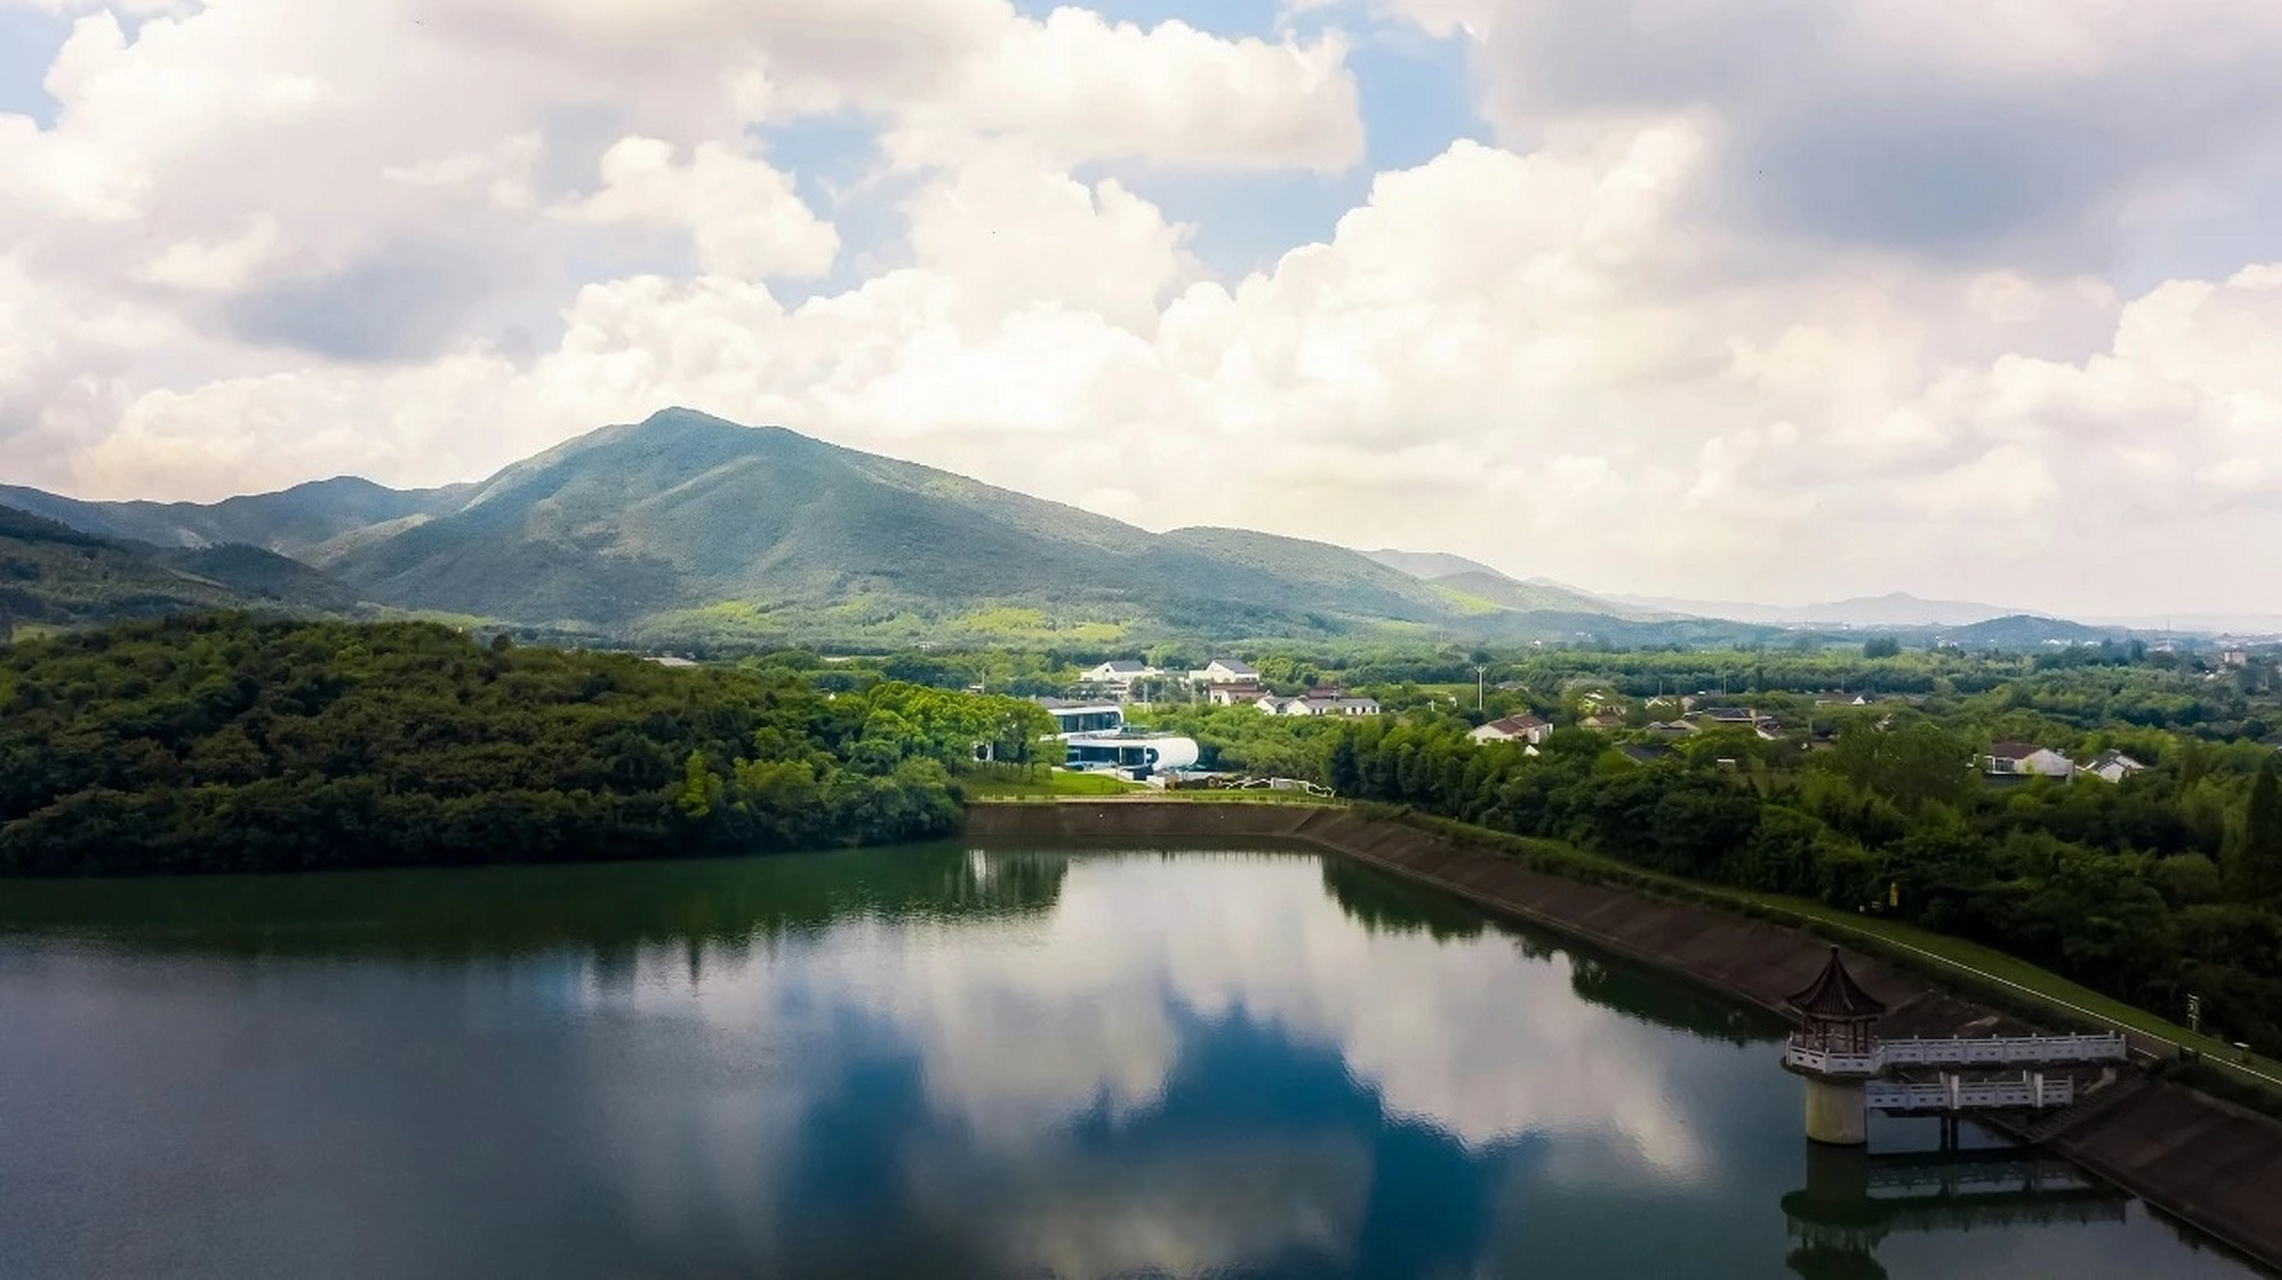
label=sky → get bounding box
[3,0,2282,617]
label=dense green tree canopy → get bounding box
[0,615,1044,876]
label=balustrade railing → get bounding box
[1865,1074,2074,1111]
[1785,1031,2125,1075]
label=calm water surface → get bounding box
[0,844,2265,1279]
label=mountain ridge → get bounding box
[1608,589,2037,629]
[0,409,2168,646]
[0,475,471,563]
[0,504,368,629]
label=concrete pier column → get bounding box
[1804,1076,1868,1145]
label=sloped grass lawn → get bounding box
[956,769,1143,798]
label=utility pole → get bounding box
[1475,664,1488,712]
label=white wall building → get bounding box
[1190,658,1259,685]
[1081,660,1157,686]
[1984,741,2075,781]
[1470,714,1551,745]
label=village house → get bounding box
[1270,694,1381,717]
[1206,682,1265,706]
[1615,742,1676,766]
[1470,713,1552,745]
[1190,657,1259,685]
[1080,660,1158,688]
[1983,741,2076,781]
[2077,749,2149,783]
[1645,720,1698,739]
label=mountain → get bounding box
[313,409,1481,641]
[1610,590,2029,629]
[0,409,2109,648]
[1426,569,1666,620]
[0,475,470,563]
[2088,613,2282,638]
[0,505,362,632]
[1362,548,1659,620]
[1934,614,2122,648]
[1362,548,1505,581]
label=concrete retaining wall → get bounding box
[964,800,2282,1271]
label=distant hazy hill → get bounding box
[0,505,361,629]
[0,476,468,562]
[1935,614,2122,648]
[1428,569,1665,620]
[2089,613,2282,638]
[1362,548,1504,581]
[1361,548,1658,620]
[1611,589,2028,629]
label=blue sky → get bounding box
[749,2,1486,295]
[0,7,63,126]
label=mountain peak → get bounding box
[638,405,742,431]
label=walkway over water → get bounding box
[1865,1074,2077,1113]
[1784,1032,2128,1077]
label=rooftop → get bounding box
[1785,947,1887,1022]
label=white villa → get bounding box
[1470,713,1552,745]
[2077,749,2149,783]
[1190,658,1259,685]
[1258,694,1380,717]
[1079,660,1158,688]
[1984,741,2076,781]
[1034,699,1200,779]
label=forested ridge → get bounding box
[1327,714,2282,1056]
[0,614,1051,876]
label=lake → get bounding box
[0,844,2265,1279]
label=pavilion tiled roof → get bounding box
[1784,947,1887,1021]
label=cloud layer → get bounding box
[4,0,2281,613]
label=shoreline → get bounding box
[964,799,2282,1273]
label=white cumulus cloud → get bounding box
[4,0,2282,612]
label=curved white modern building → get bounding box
[1039,700,1201,779]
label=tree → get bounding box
[1863,636,1902,660]
[2226,756,2282,903]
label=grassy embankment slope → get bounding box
[971,789,2282,1101]
[1383,808,2282,1101]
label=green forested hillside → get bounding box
[1425,568,1658,619]
[0,505,356,629]
[1321,713,2282,1056]
[0,614,1052,875]
[319,409,1495,642]
[0,475,467,561]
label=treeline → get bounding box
[1329,715,2282,1055]
[0,614,1052,876]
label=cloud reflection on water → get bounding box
[565,850,1764,1274]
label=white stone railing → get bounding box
[1875,1032,2127,1067]
[1783,1043,1882,1075]
[1866,1074,2075,1111]
[1786,1032,2125,1075]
